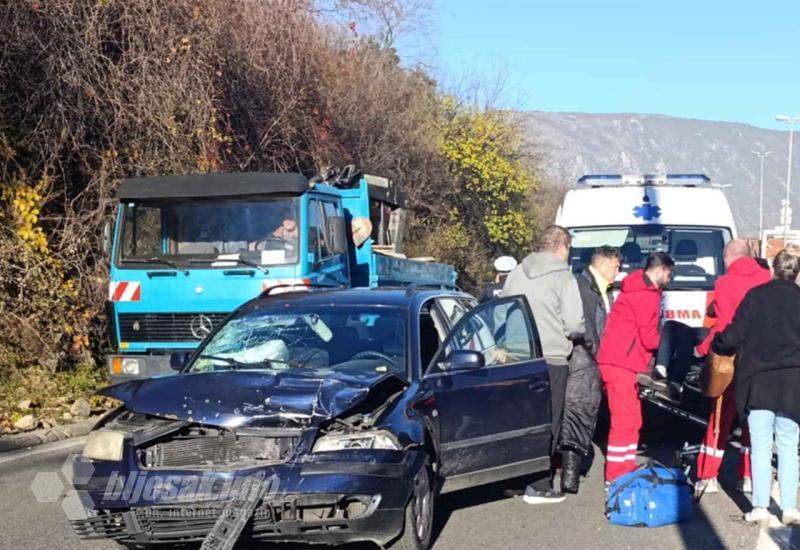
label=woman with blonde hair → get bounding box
[713,249,800,524]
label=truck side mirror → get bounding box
[101,222,112,257]
[169,351,192,371]
[329,216,348,255]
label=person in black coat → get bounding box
[478,256,517,303]
[712,249,800,525]
[560,245,621,494]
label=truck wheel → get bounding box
[389,459,434,550]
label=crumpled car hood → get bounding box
[99,370,407,428]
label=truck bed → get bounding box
[371,253,457,288]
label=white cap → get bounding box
[493,256,518,273]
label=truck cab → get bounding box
[106,170,455,382]
[556,173,736,329]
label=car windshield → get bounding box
[118,197,299,266]
[568,225,731,289]
[190,306,408,378]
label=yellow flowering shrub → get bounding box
[4,177,49,253]
[438,99,537,253]
[0,172,91,379]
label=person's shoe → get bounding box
[782,510,800,526]
[654,364,668,379]
[738,477,753,494]
[522,486,567,504]
[636,373,668,391]
[744,507,770,525]
[694,478,719,497]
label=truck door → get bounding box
[307,197,349,287]
[424,296,551,485]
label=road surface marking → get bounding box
[0,436,86,466]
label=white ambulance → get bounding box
[555,173,737,330]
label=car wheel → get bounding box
[389,459,434,550]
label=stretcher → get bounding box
[639,385,708,427]
[637,368,711,468]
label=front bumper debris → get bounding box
[73,492,392,546]
[71,449,425,547]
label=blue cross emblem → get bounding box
[633,203,661,221]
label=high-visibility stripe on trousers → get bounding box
[600,365,642,482]
[697,384,752,481]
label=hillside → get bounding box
[523,111,796,234]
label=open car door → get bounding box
[423,296,552,493]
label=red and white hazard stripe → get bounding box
[699,444,725,459]
[606,443,638,463]
[109,281,141,302]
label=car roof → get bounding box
[239,286,473,313]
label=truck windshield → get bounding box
[191,306,407,379]
[568,225,731,289]
[118,197,300,266]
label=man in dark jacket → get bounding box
[693,240,771,496]
[712,250,800,524]
[598,251,674,482]
[560,246,621,493]
[478,256,518,303]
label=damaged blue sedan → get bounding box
[71,287,553,549]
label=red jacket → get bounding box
[695,256,771,356]
[598,270,662,373]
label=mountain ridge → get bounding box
[522,111,797,234]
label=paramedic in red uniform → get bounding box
[693,239,771,496]
[598,251,674,482]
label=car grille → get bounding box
[142,430,299,469]
[71,510,128,540]
[72,495,376,543]
[118,313,227,342]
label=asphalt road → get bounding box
[0,424,795,550]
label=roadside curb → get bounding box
[0,418,98,454]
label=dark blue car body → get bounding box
[71,288,552,548]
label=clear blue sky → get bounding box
[424,0,800,130]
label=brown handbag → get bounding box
[702,353,735,398]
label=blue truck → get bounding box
[105,167,456,382]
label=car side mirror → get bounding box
[101,222,112,257]
[439,350,484,371]
[329,216,348,255]
[169,351,192,371]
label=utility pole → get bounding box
[751,150,772,245]
[775,115,800,243]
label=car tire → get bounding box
[389,458,434,550]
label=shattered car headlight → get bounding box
[313,430,400,452]
[82,430,126,462]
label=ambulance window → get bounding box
[669,229,726,278]
[568,225,730,289]
[572,228,628,248]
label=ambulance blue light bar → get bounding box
[577,174,711,187]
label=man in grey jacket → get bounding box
[503,224,585,504]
